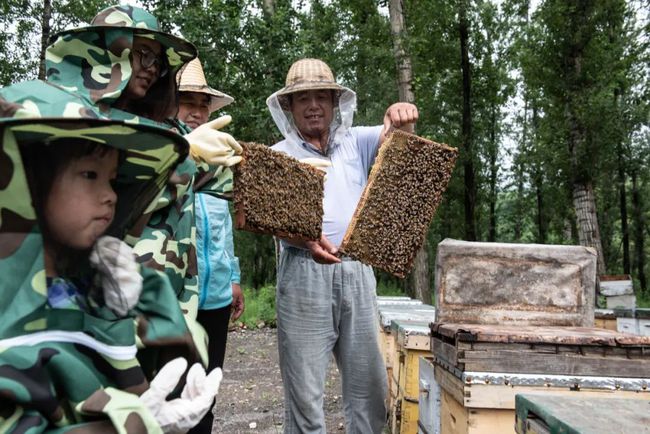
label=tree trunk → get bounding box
[459,0,476,241]
[631,171,646,292]
[535,180,546,243]
[618,148,630,274]
[531,105,546,243]
[389,0,430,303]
[38,0,52,80]
[514,170,523,241]
[389,0,414,102]
[488,102,497,242]
[565,0,606,275]
[572,182,606,275]
[613,86,631,275]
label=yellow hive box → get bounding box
[389,319,435,434]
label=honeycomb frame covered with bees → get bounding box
[340,130,458,278]
[233,142,324,241]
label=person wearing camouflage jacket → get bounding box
[45,4,243,368]
[0,79,220,432]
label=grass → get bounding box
[236,284,277,328]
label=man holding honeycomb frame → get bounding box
[266,58,418,433]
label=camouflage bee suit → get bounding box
[0,80,193,432]
[46,4,235,367]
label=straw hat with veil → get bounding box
[266,58,357,151]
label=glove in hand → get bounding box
[141,358,223,434]
[186,115,243,167]
[89,236,143,316]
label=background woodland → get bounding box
[2,0,649,305]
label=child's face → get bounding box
[44,148,119,250]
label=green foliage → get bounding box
[4,0,650,292]
[237,284,277,328]
[376,280,406,297]
[1,0,113,85]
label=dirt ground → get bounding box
[211,327,346,433]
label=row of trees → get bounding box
[2,0,649,301]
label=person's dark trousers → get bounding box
[188,304,232,434]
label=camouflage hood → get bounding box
[0,80,188,249]
[0,81,189,431]
[46,4,196,109]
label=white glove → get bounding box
[89,235,143,316]
[299,158,331,181]
[141,357,223,434]
[185,115,243,167]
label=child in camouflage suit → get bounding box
[0,81,221,433]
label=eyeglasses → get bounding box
[133,48,168,77]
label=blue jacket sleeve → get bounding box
[223,208,241,284]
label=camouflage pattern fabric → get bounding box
[46,4,196,106]
[0,80,192,432]
[125,119,234,368]
[45,3,233,368]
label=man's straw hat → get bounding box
[177,58,234,113]
[276,58,345,111]
[277,58,344,97]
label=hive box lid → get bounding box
[434,239,597,326]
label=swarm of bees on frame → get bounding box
[233,142,324,241]
[340,130,458,278]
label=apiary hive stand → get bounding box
[233,142,324,240]
[340,130,457,278]
[515,394,650,434]
[429,323,650,434]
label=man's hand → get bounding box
[140,357,223,434]
[381,102,419,143]
[230,283,245,321]
[306,235,341,264]
[185,115,243,167]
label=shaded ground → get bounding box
[212,327,345,433]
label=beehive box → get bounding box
[376,298,436,433]
[601,275,636,309]
[435,239,597,327]
[390,319,437,434]
[614,308,650,336]
[515,394,650,434]
[418,357,441,434]
[340,130,457,278]
[429,323,650,434]
[233,142,324,240]
[594,308,617,331]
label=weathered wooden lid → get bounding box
[434,239,597,327]
[431,323,650,347]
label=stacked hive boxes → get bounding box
[423,239,650,434]
[376,297,436,433]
